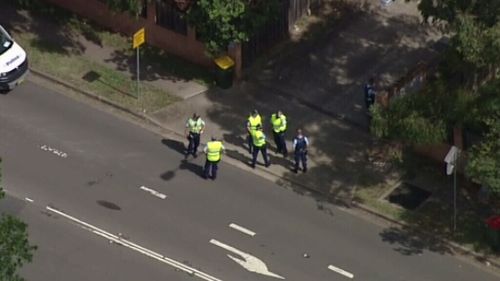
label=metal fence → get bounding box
[155,1,188,35]
[242,0,313,68]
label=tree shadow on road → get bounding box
[3,1,86,55]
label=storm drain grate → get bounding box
[385,182,431,210]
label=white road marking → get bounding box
[328,264,354,279]
[40,145,68,158]
[45,206,222,281]
[25,197,34,203]
[229,223,256,237]
[139,186,167,199]
[210,239,285,279]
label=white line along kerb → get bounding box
[328,265,354,279]
[229,223,256,237]
[139,186,167,199]
[45,206,222,281]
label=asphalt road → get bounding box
[1,80,498,281]
[0,194,198,281]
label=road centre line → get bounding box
[139,186,167,199]
[229,223,256,237]
[328,264,354,279]
[25,197,34,202]
[45,206,222,281]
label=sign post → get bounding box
[444,146,460,232]
[133,28,145,106]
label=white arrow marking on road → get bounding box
[328,264,354,279]
[210,239,285,279]
[140,186,167,199]
[229,223,256,237]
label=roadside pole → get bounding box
[136,46,140,102]
[444,146,459,232]
[132,28,145,112]
[453,151,457,232]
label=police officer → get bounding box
[184,113,205,159]
[251,125,270,168]
[292,129,309,173]
[364,77,376,111]
[246,109,262,154]
[270,110,288,157]
[203,137,225,180]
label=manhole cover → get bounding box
[386,182,431,210]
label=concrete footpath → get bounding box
[149,0,441,200]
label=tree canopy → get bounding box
[372,0,500,194]
[0,159,37,281]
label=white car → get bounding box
[0,24,28,91]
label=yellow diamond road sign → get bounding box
[133,28,145,49]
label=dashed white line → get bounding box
[229,223,256,237]
[328,264,354,279]
[139,186,167,199]
[45,206,222,281]
[25,197,34,203]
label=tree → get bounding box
[466,121,500,195]
[371,1,500,195]
[371,77,500,194]
[416,0,500,86]
[464,80,500,195]
[185,0,279,56]
[0,159,37,281]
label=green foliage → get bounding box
[453,14,488,68]
[417,0,500,27]
[0,159,37,281]
[372,76,500,194]
[186,0,247,56]
[0,215,36,281]
[370,79,456,145]
[186,0,279,56]
[416,0,500,87]
[466,121,500,194]
[464,81,500,194]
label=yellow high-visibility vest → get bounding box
[206,141,223,161]
[187,118,204,133]
[271,114,287,133]
[252,130,266,147]
[248,115,262,132]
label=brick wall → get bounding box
[45,0,213,67]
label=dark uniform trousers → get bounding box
[247,132,254,154]
[294,138,307,172]
[273,131,288,156]
[251,144,270,167]
[204,160,219,179]
[186,132,201,156]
